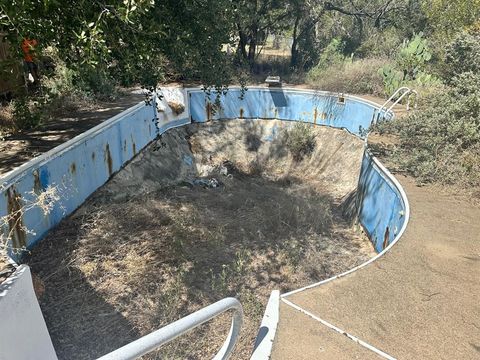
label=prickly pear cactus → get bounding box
[397,33,432,80]
[379,33,433,95]
[379,65,404,96]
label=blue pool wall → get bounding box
[356,150,407,252]
[0,99,189,260]
[189,88,391,136]
[0,86,405,262]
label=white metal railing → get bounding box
[96,297,243,360]
[374,86,417,124]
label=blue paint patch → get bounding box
[182,155,193,166]
[39,167,50,190]
[356,151,406,252]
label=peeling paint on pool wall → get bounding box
[188,88,389,136]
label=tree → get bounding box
[234,0,291,64]
[289,0,325,68]
[424,0,480,40]
[0,0,236,88]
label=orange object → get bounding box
[21,38,37,62]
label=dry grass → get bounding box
[307,58,390,96]
[0,102,15,134]
[26,121,375,359]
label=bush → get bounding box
[444,30,480,80]
[11,97,44,131]
[355,28,403,59]
[285,123,316,161]
[75,66,118,100]
[307,57,389,96]
[378,33,437,95]
[376,72,480,190]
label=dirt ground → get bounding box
[26,120,375,359]
[0,93,144,176]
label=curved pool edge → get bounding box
[281,149,410,298]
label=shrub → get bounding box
[444,30,480,80]
[75,66,118,100]
[307,57,389,96]
[285,123,316,161]
[355,28,403,59]
[376,72,480,191]
[11,97,43,131]
[316,38,346,69]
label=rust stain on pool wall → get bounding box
[105,144,113,176]
[239,108,244,119]
[6,186,27,249]
[70,163,76,174]
[382,226,390,250]
[131,134,137,155]
[206,102,213,121]
[33,170,42,195]
[313,107,318,124]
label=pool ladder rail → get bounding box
[96,297,243,360]
[374,86,418,124]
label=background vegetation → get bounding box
[1,0,480,191]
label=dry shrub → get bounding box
[167,101,185,115]
[0,102,14,134]
[285,123,316,161]
[307,57,390,96]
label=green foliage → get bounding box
[376,72,480,189]
[316,38,346,69]
[378,65,404,95]
[355,28,403,58]
[396,33,432,78]
[379,33,436,95]
[423,0,480,40]
[444,30,480,79]
[11,97,43,131]
[0,0,236,89]
[285,123,316,161]
[75,66,117,100]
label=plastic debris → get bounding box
[192,178,221,188]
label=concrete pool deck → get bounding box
[272,175,480,359]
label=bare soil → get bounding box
[26,120,375,359]
[0,93,143,176]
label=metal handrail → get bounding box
[406,89,418,111]
[96,297,243,360]
[374,86,417,124]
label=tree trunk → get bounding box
[247,28,257,64]
[237,30,248,60]
[290,15,300,68]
